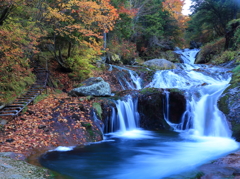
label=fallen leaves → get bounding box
[0,92,102,157]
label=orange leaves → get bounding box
[45,0,119,54]
[118,5,138,18]
[0,92,102,156]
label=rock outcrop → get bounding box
[98,89,186,131]
[69,77,111,97]
[0,152,50,178]
[189,41,202,49]
[219,85,240,141]
[219,64,240,141]
[143,59,176,70]
[138,88,186,130]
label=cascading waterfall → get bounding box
[106,95,139,134]
[110,65,142,90]
[107,48,232,138]
[175,48,200,64]
[148,48,232,137]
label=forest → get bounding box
[0,0,239,104]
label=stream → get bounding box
[39,49,239,179]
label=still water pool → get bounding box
[39,130,238,179]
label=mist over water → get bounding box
[39,49,239,179]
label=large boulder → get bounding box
[138,88,186,130]
[219,85,240,141]
[143,58,176,70]
[69,77,111,97]
[219,65,240,141]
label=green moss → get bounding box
[139,88,161,94]
[92,102,102,119]
[212,51,237,65]
[231,121,240,141]
[218,94,230,114]
[81,122,92,129]
[167,88,183,94]
[195,38,225,64]
[190,172,205,179]
[231,65,240,85]
[33,93,49,104]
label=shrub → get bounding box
[107,37,137,64]
[227,18,240,49]
[195,38,225,63]
[66,47,96,81]
[231,65,240,84]
[213,50,237,64]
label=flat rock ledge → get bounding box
[0,152,50,179]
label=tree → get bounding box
[42,0,118,69]
[186,0,240,43]
[0,0,44,103]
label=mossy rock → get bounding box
[92,102,102,119]
[231,121,240,141]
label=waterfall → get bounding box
[41,48,239,179]
[175,48,200,64]
[148,49,233,138]
[107,48,232,138]
[111,65,142,90]
[106,95,139,133]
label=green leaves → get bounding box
[186,0,240,43]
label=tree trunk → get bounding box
[0,5,13,26]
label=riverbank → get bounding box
[0,152,50,179]
[0,92,103,156]
[198,149,240,178]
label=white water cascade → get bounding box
[148,49,233,138]
[41,49,239,179]
[175,48,200,64]
[106,95,140,134]
[108,49,234,138]
[109,65,142,90]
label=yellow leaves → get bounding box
[46,0,119,54]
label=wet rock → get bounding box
[98,89,186,131]
[143,59,176,70]
[138,88,186,130]
[219,85,240,141]
[198,150,240,179]
[189,41,202,49]
[69,77,111,97]
[168,91,186,124]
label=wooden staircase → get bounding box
[0,67,49,116]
